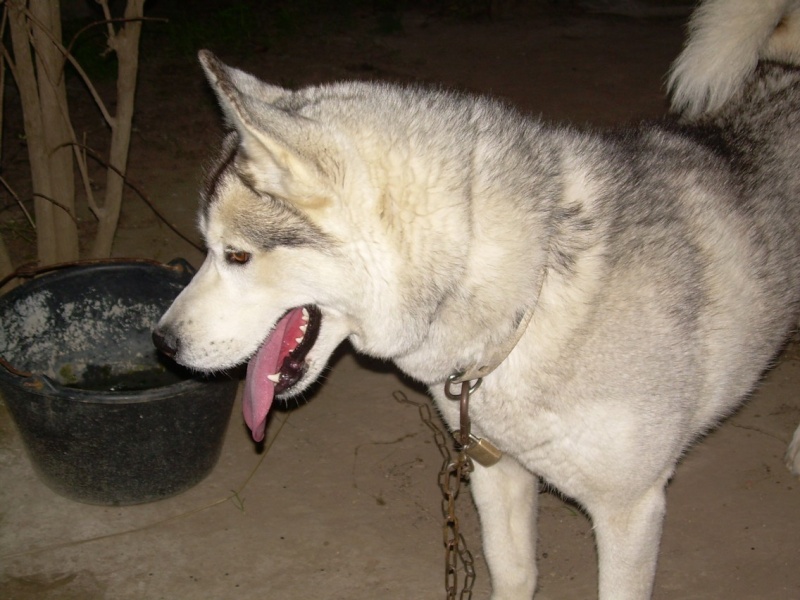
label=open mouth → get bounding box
[242,304,321,442]
[272,305,322,394]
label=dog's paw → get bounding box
[786,424,800,476]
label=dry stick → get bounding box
[74,130,101,218]
[0,82,90,228]
[30,192,78,222]
[1,174,82,229]
[91,0,145,258]
[0,175,38,229]
[63,16,166,68]
[19,2,149,258]
[0,89,82,230]
[7,0,58,264]
[0,7,88,220]
[17,1,148,258]
[0,4,6,163]
[30,0,79,261]
[6,2,81,261]
[20,4,114,127]
[16,8,102,218]
[0,7,12,284]
[0,237,13,284]
[98,0,116,40]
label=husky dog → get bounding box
[153,0,800,597]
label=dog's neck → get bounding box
[451,299,538,383]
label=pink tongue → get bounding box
[242,309,304,442]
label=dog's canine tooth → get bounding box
[266,373,281,383]
[302,307,309,321]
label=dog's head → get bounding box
[153,52,454,441]
[153,53,371,440]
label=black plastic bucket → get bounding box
[0,259,238,505]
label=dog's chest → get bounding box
[430,386,601,495]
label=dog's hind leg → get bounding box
[470,456,539,600]
[786,424,800,476]
[587,478,669,600]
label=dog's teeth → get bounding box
[299,324,308,333]
[295,336,304,344]
[302,307,309,321]
[266,373,280,383]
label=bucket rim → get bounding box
[0,366,239,404]
[0,257,194,292]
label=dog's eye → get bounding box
[225,250,252,265]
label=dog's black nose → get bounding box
[152,328,178,358]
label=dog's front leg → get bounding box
[470,456,539,600]
[786,423,800,475]
[588,482,668,600]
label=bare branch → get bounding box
[32,192,78,223]
[0,4,8,165]
[97,0,116,43]
[75,131,101,218]
[91,0,146,258]
[0,174,36,228]
[21,3,115,127]
[30,0,79,261]
[0,232,14,292]
[65,16,166,63]
[8,0,58,263]
[4,0,152,263]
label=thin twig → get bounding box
[0,4,7,165]
[98,0,116,44]
[0,23,21,109]
[3,12,166,91]
[31,192,77,223]
[62,141,204,252]
[64,16,167,61]
[0,174,35,228]
[74,130,100,218]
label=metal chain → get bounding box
[393,390,476,599]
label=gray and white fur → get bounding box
[154,0,800,597]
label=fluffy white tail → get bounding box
[667,0,800,117]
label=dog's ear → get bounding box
[198,50,335,206]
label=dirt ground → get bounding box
[1,2,799,599]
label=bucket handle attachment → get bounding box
[0,360,60,393]
[165,257,196,277]
[0,357,33,379]
[23,374,61,392]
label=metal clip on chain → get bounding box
[445,376,503,468]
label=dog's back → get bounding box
[669,0,800,426]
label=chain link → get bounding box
[394,390,476,599]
